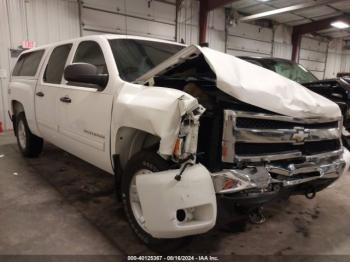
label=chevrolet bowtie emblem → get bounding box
[291,127,310,144]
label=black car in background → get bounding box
[239,56,350,148]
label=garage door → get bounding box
[226,23,273,57]
[81,0,176,42]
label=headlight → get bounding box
[212,170,253,193]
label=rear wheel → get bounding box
[121,150,191,253]
[15,112,43,158]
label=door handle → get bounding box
[60,96,72,103]
[36,91,44,97]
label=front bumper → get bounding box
[212,158,346,203]
[214,152,349,225]
[135,150,350,239]
[213,148,347,193]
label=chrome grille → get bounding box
[222,110,342,163]
[236,117,338,130]
[235,140,340,156]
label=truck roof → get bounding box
[20,34,186,55]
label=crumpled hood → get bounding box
[138,45,341,119]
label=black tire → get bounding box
[15,112,43,158]
[121,150,191,253]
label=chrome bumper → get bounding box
[212,159,346,194]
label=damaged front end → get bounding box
[135,105,349,239]
[134,104,218,239]
[214,110,349,225]
[131,45,350,239]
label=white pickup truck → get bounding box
[8,35,350,251]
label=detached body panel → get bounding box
[136,164,216,238]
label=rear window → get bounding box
[12,50,45,77]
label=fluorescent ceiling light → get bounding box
[257,0,270,2]
[331,21,350,29]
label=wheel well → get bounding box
[115,127,161,170]
[12,101,24,116]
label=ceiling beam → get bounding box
[291,14,350,62]
[293,14,350,35]
[240,0,342,22]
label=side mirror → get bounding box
[64,63,108,89]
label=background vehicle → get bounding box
[8,35,349,252]
[239,57,350,148]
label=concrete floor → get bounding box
[1,131,350,256]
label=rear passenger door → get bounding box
[56,40,114,173]
[10,50,45,135]
[35,44,72,141]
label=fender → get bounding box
[9,80,40,136]
[111,82,199,157]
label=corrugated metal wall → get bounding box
[0,0,12,130]
[341,51,350,73]
[325,39,343,79]
[0,0,80,130]
[177,0,199,45]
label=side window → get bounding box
[73,41,107,74]
[44,44,72,84]
[12,50,45,76]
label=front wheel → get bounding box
[15,112,43,158]
[121,150,191,253]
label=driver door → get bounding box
[56,40,113,173]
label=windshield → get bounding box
[262,60,318,84]
[109,39,184,82]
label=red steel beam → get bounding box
[199,0,209,44]
[199,0,238,44]
[293,14,350,35]
[291,15,350,61]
